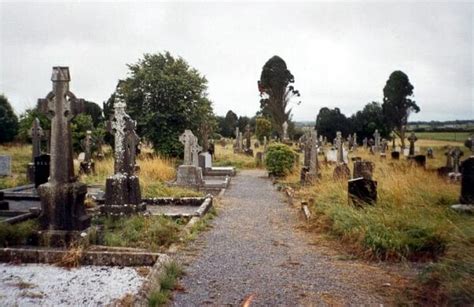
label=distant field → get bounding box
[415,131,471,142]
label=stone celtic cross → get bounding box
[29,118,44,161]
[408,132,418,156]
[179,129,195,165]
[336,131,343,163]
[107,98,138,175]
[83,130,93,162]
[190,135,202,166]
[373,130,380,152]
[38,67,84,184]
[451,147,464,174]
[309,129,319,175]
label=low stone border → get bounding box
[145,195,213,218]
[0,246,166,266]
[133,253,172,306]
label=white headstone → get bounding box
[78,152,85,162]
[326,149,337,162]
[403,148,410,157]
[0,155,12,176]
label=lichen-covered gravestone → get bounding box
[408,132,418,156]
[37,67,90,238]
[0,155,11,177]
[27,118,44,182]
[79,130,95,175]
[333,131,350,180]
[175,130,204,188]
[451,157,474,213]
[282,121,289,141]
[103,97,144,215]
[373,130,380,153]
[353,161,375,180]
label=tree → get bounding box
[220,110,238,137]
[255,117,272,142]
[350,102,391,142]
[109,52,215,157]
[382,71,419,148]
[315,107,352,141]
[84,100,104,127]
[0,94,19,143]
[258,56,300,136]
[17,108,50,142]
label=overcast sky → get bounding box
[1,1,473,122]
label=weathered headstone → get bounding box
[335,131,344,164]
[363,137,368,149]
[27,118,44,182]
[353,133,357,150]
[200,123,210,152]
[282,121,289,141]
[353,161,375,180]
[451,157,474,213]
[391,151,400,160]
[0,155,11,177]
[308,129,320,179]
[348,178,377,206]
[333,131,350,179]
[464,135,474,154]
[408,132,417,156]
[103,96,143,215]
[427,147,434,159]
[37,67,90,235]
[243,124,253,156]
[79,130,95,175]
[373,130,380,153]
[233,127,240,153]
[413,155,426,168]
[175,130,204,188]
[34,154,50,188]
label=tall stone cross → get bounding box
[239,132,244,150]
[336,131,344,163]
[451,147,464,174]
[309,129,319,176]
[190,135,202,167]
[373,130,380,152]
[179,129,195,165]
[38,67,84,184]
[107,98,138,175]
[200,123,210,152]
[245,124,251,150]
[363,137,368,149]
[36,66,90,232]
[282,121,289,140]
[302,132,311,167]
[29,118,44,161]
[445,146,454,168]
[83,130,93,162]
[353,133,357,149]
[408,132,418,156]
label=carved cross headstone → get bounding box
[83,130,93,162]
[107,98,138,175]
[239,132,244,151]
[302,132,311,167]
[36,66,90,232]
[451,147,464,174]
[29,118,44,160]
[373,130,380,153]
[179,129,194,166]
[190,135,202,167]
[245,124,251,150]
[408,132,418,156]
[200,123,210,152]
[282,121,289,141]
[309,129,319,176]
[445,146,454,168]
[336,131,344,164]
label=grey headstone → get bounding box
[0,155,12,176]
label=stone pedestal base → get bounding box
[37,181,91,231]
[102,174,143,215]
[27,163,35,183]
[39,229,86,247]
[175,165,204,188]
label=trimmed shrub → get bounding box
[265,143,296,176]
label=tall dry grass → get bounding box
[290,146,473,304]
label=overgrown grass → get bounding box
[0,143,30,189]
[92,215,185,252]
[148,261,184,307]
[213,143,259,169]
[185,206,217,241]
[292,145,473,304]
[0,219,39,246]
[415,131,470,143]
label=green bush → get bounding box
[264,143,296,176]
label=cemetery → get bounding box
[0,2,473,306]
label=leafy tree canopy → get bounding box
[0,94,19,143]
[315,107,352,141]
[350,102,391,141]
[104,51,215,157]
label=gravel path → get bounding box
[173,169,406,306]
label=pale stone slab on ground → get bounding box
[0,263,146,306]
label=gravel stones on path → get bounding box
[173,169,404,306]
[0,263,146,306]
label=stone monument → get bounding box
[37,67,90,237]
[103,96,143,215]
[79,130,95,175]
[175,130,204,188]
[27,118,44,182]
[408,132,418,156]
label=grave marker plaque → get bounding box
[34,154,50,188]
[0,155,11,176]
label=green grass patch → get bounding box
[0,220,39,246]
[185,206,217,241]
[148,261,184,307]
[0,143,30,189]
[142,182,203,198]
[92,215,185,252]
[415,131,471,142]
